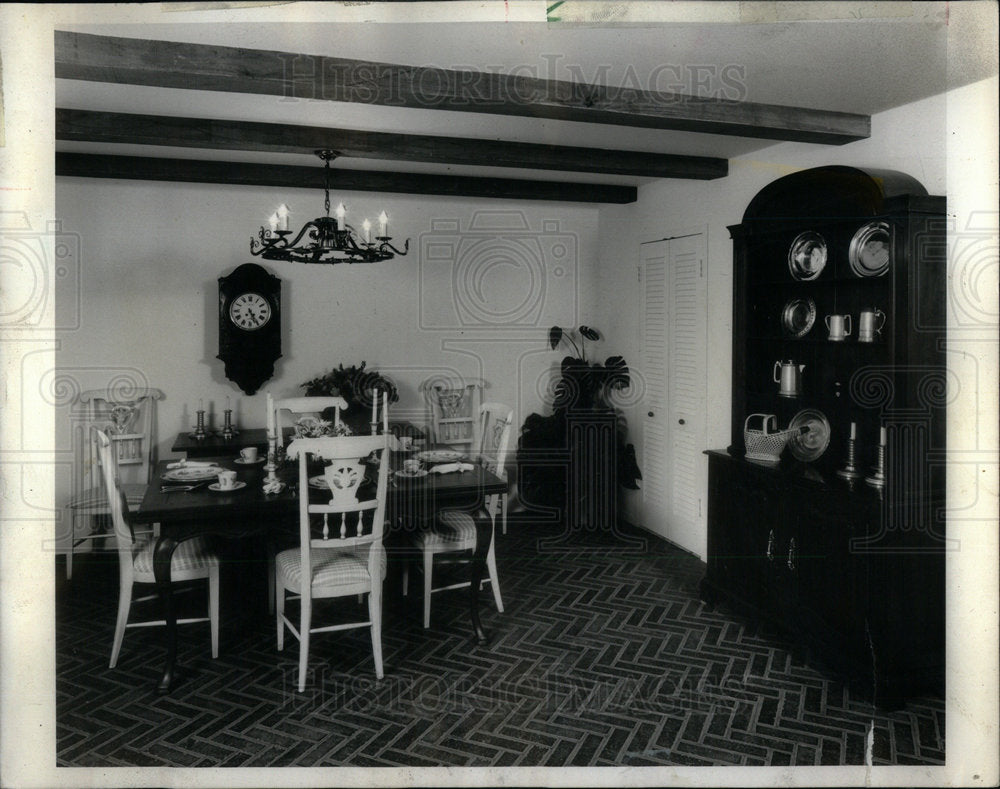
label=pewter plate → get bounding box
[849,221,891,277]
[788,231,827,281]
[787,409,831,462]
[781,297,817,337]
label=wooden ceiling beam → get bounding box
[57,109,728,180]
[55,31,870,145]
[55,152,638,204]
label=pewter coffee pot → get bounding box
[773,360,805,397]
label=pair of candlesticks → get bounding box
[192,408,238,441]
[836,423,886,488]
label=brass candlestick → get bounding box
[262,433,285,494]
[221,409,236,441]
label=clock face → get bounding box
[228,292,272,330]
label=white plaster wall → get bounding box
[594,81,995,560]
[53,181,601,511]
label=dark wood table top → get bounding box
[134,452,506,524]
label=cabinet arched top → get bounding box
[742,166,928,225]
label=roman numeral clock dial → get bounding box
[217,263,282,395]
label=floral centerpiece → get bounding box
[292,416,353,438]
[300,361,399,433]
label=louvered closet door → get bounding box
[640,234,707,557]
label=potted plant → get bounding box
[518,326,641,526]
[300,361,399,432]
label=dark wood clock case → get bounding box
[217,262,282,395]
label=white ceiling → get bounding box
[54,3,998,186]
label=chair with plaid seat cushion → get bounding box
[94,429,219,669]
[275,434,391,691]
[404,403,513,628]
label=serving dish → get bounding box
[781,297,817,337]
[849,221,891,277]
[787,408,831,462]
[788,231,827,280]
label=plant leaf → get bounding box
[548,326,563,350]
[579,325,600,341]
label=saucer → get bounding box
[208,481,247,492]
[234,457,265,465]
[395,468,429,479]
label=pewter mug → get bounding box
[773,360,806,397]
[859,308,886,342]
[825,314,852,341]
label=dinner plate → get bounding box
[781,297,817,337]
[395,468,429,479]
[787,231,827,280]
[234,457,265,465]
[162,466,223,482]
[787,409,831,462]
[416,450,464,463]
[208,481,247,492]
[849,221,891,277]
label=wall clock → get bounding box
[217,263,281,395]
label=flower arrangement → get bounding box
[292,416,353,438]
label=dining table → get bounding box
[132,444,507,694]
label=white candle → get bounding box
[378,211,388,237]
[362,218,371,244]
[277,204,290,231]
[268,212,279,233]
[335,203,346,230]
[372,390,378,425]
[198,398,204,412]
[850,421,856,440]
[383,391,389,432]
[880,426,887,446]
[226,396,231,411]
[266,392,275,436]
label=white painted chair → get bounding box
[275,396,349,449]
[94,429,219,669]
[420,376,486,451]
[404,403,513,628]
[65,387,163,580]
[275,434,391,691]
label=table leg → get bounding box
[152,534,179,694]
[469,511,491,645]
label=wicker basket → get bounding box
[743,413,799,463]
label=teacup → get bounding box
[398,436,413,451]
[402,458,422,474]
[217,470,238,490]
[240,446,259,462]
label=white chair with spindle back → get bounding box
[420,376,486,451]
[94,429,219,668]
[65,387,164,580]
[403,402,513,628]
[275,396,349,449]
[275,434,391,691]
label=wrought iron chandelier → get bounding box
[250,150,409,264]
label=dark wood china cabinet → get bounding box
[701,166,947,708]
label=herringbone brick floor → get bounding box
[56,519,944,767]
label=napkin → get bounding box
[262,478,286,495]
[166,460,219,469]
[428,462,475,475]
